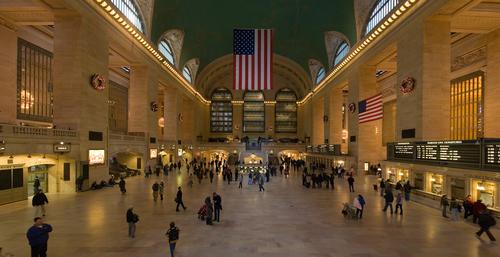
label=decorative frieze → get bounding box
[451,47,486,72]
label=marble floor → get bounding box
[0,169,499,257]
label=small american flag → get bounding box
[358,94,383,123]
[233,29,273,90]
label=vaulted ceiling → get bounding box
[151,0,357,75]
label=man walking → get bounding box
[213,192,222,222]
[175,187,187,212]
[152,182,159,201]
[119,177,126,194]
[159,181,165,201]
[476,210,496,241]
[27,217,53,257]
[440,195,450,218]
[383,189,394,214]
[32,190,49,217]
[347,175,355,192]
[238,173,243,188]
[395,192,403,215]
[258,174,265,192]
[126,207,139,238]
[166,222,180,257]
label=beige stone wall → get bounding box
[311,96,325,145]
[484,29,500,138]
[53,13,110,184]
[382,100,396,145]
[0,23,17,125]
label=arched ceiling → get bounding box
[151,0,356,75]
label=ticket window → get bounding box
[474,181,496,208]
[396,169,409,183]
[386,169,396,183]
[429,174,444,195]
[414,173,424,190]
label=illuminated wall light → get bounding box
[374,30,380,36]
[384,21,390,26]
[409,0,416,3]
[95,0,103,3]
[377,28,383,33]
[105,6,112,11]
[137,36,142,40]
[125,24,130,29]
[395,10,402,16]
[118,18,123,23]
[368,36,373,41]
[400,6,407,12]
[391,14,398,19]
[405,1,412,7]
[100,1,108,7]
[109,10,116,15]
[388,17,394,23]
[113,14,120,19]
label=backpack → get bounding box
[167,227,179,241]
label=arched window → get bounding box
[211,88,233,133]
[315,67,326,84]
[275,88,297,133]
[182,66,192,83]
[365,0,400,35]
[159,40,175,65]
[333,42,350,67]
[243,91,265,133]
[111,0,145,33]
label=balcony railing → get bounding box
[0,124,78,138]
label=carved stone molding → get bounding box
[451,47,486,72]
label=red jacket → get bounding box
[472,202,487,215]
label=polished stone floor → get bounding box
[0,168,498,257]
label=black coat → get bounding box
[32,193,48,206]
[176,190,183,202]
[478,213,496,228]
[213,195,222,209]
[384,191,394,202]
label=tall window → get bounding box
[365,0,400,36]
[450,71,484,140]
[211,88,232,133]
[111,0,144,33]
[333,42,350,67]
[275,88,297,133]
[17,39,53,123]
[243,91,265,133]
[159,40,175,65]
[315,67,325,84]
[108,81,128,133]
[182,66,192,83]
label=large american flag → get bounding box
[233,29,273,90]
[358,94,383,123]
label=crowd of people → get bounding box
[7,155,498,257]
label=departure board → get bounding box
[393,143,415,160]
[415,141,480,164]
[484,140,500,167]
[415,142,439,160]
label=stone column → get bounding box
[53,12,109,184]
[312,96,325,145]
[329,86,344,145]
[323,93,331,144]
[265,103,275,138]
[233,103,243,139]
[484,29,500,137]
[180,97,195,144]
[396,18,451,141]
[163,87,180,142]
[0,21,17,124]
[348,65,385,173]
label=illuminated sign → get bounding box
[53,143,71,153]
[150,148,158,159]
[89,149,105,165]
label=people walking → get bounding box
[472,199,487,223]
[403,181,411,201]
[213,192,222,222]
[32,190,49,217]
[353,194,366,219]
[440,195,449,218]
[383,189,394,214]
[238,174,243,188]
[33,176,40,193]
[152,182,159,201]
[463,195,473,219]
[476,210,496,241]
[347,175,355,192]
[26,217,52,257]
[209,169,214,183]
[450,197,461,221]
[175,187,187,212]
[126,207,139,238]
[119,178,126,194]
[159,181,165,201]
[166,222,180,257]
[258,175,265,192]
[205,197,213,225]
[379,179,386,197]
[395,192,403,215]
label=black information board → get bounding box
[393,143,414,160]
[484,140,500,168]
[388,140,483,169]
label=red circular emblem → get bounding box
[90,74,106,91]
[400,77,416,94]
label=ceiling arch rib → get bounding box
[324,31,351,69]
[157,29,185,69]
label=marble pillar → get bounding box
[0,22,17,124]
